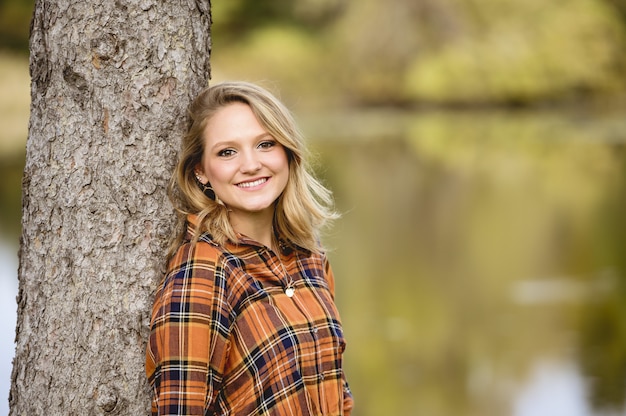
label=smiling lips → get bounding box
[237,177,269,189]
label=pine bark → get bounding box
[10,0,211,414]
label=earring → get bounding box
[194,174,216,201]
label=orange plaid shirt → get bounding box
[146,217,353,415]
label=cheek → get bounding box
[273,149,290,172]
[205,162,231,185]
[277,159,291,192]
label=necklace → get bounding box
[272,229,296,297]
[277,253,295,298]
[274,240,295,297]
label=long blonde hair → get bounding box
[168,81,338,257]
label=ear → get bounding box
[194,164,207,185]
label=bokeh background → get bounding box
[2,0,626,415]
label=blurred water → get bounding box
[513,360,591,416]
[310,107,626,416]
[0,238,18,416]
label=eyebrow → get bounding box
[209,132,273,151]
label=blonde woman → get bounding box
[146,82,354,415]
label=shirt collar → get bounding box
[185,213,301,254]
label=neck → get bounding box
[229,209,275,249]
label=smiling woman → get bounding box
[146,81,353,416]
[195,102,290,243]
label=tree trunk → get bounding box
[10,0,211,414]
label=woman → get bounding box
[146,81,353,416]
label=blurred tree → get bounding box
[578,151,626,412]
[9,0,211,414]
[212,0,344,43]
[0,0,33,50]
[5,0,626,105]
[603,0,626,23]
[579,300,626,411]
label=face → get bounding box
[196,102,290,226]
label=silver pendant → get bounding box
[285,287,295,298]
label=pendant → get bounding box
[285,287,295,298]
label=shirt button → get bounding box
[319,373,325,381]
[312,327,319,334]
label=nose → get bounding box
[240,149,262,173]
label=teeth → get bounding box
[238,178,267,188]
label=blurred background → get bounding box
[2,0,626,415]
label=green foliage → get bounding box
[405,0,626,104]
[212,0,626,107]
[0,0,33,51]
[4,0,626,105]
[211,0,343,43]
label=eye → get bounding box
[217,148,236,157]
[258,140,277,150]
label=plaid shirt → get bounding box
[146,216,353,415]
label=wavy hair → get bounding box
[168,81,338,257]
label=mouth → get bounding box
[236,177,269,189]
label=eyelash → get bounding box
[216,141,276,157]
[258,140,276,149]
[217,148,236,157]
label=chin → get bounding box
[236,201,274,213]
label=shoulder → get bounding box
[167,234,236,278]
[159,238,237,307]
[294,248,331,278]
[305,250,335,291]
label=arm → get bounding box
[146,241,231,415]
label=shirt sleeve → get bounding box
[322,255,355,415]
[323,254,336,299]
[342,374,354,415]
[146,241,231,415]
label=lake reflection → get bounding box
[306,108,626,416]
[2,108,626,416]
[0,238,18,416]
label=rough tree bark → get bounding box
[10,0,211,414]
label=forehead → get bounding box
[203,102,267,141]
